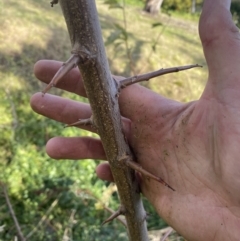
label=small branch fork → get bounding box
[77,188,127,227]
[102,205,126,226]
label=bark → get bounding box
[143,0,164,15]
[56,0,148,240]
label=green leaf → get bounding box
[105,30,122,46]
[152,22,163,28]
[113,23,128,41]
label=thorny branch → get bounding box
[46,1,201,240]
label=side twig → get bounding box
[25,198,59,240]
[62,209,76,241]
[2,185,26,241]
[160,227,173,241]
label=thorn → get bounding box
[42,54,80,96]
[64,116,94,128]
[102,206,125,226]
[119,64,202,89]
[122,157,175,191]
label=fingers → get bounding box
[47,135,114,182]
[34,60,87,97]
[46,136,106,160]
[30,92,92,129]
[118,83,173,121]
[30,92,132,136]
[199,0,240,80]
[34,60,174,121]
[46,135,114,182]
[199,0,240,105]
[199,0,232,47]
[96,163,114,182]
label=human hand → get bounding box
[30,0,240,240]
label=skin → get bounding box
[30,0,240,240]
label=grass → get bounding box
[0,0,207,103]
[98,1,207,102]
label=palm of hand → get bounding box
[128,4,240,238]
[128,86,240,240]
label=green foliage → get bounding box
[231,1,240,27]
[162,0,203,12]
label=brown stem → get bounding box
[2,185,26,241]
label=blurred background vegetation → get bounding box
[0,0,239,240]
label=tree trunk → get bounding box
[143,0,164,15]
